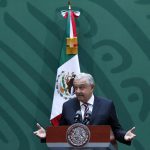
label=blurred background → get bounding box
[0,0,150,149]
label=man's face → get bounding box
[73,78,94,103]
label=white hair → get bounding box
[74,73,95,85]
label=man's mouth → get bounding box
[77,95,84,97]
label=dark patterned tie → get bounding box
[83,103,89,118]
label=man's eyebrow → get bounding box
[74,83,87,86]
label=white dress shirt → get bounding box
[80,94,94,119]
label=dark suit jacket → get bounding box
[59,96,131,145]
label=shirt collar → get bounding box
[80,94,94,106]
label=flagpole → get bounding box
[68,0,71,9]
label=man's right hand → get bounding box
[33,123,46,138]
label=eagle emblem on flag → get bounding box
[56,71,76,99]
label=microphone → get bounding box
[83,110,92,125]
[74,110,82,123]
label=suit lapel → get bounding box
[90,96,100,124]
[68,97,80,111]
[74,97,81,111]
[70,98,80,123]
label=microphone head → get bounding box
[74,110,82,123]
[83,110,92,125]
[76,110,82,115]
[84,110,92,117]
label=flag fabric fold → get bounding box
[50,4,80,126]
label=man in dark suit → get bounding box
[59,73,135,145]
[34,73,136,145]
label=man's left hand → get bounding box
[124,127,136,141]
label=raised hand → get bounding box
[124,127,136,141]
[33,123,46,139]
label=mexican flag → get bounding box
[50,4,80,126]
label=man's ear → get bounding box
[91,84,95,90]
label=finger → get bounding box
[133,134,136,138]
[34,132,40,137]
[36,123,42,129]
[130,134,136,140]
[130,127,136,132]
[33,131,38,135]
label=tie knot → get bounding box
[83,102,88,106]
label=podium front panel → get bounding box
[46,125,117,150]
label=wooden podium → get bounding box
[46,125,118,150]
